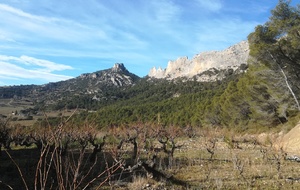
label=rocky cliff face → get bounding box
[148,41,249,81]
[79,63,138,88]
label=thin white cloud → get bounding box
[0,33,17,43]
[0,1,181,54]
[0,55,73,71]
[0,74,18,81]
[151,0,181,23]
[0,61,73,81]
[0,3,48,22]
[0,2,149,58]
[0,55,73,84]
[0,3,107,44]
[19,56,73,72]
[193,18,259,51]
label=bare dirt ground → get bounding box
[169,135,300,189]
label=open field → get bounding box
[0,98,33,113]
[172,136,300,189]
[0,99,78,126]
[0,100,29,116]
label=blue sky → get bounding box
[0,0,293,86]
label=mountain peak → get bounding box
[112,63,128,73]
[77,63,139,87]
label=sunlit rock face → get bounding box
[148,67,165,78]
[111,63,128,73]
[148,41,249,81]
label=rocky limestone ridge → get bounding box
[148,40,249,81]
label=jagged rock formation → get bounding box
[148,41,249,81]
[79,63,138,88]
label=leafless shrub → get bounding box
[0,118,12,154]
[127,175,149,190]
[108,124,187,188]
[203,161,213,182]
[3,115,190,189]
[39,118,121,189]
[3,112,122,189]
[156,125,183,169]
[272,148,286,180]
[232,154,249,186]
[205,138,217,161]
[184,125,196,138]
[4,150,29,190]
[260,146,268,161]
[0,180,13,190]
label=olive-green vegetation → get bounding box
[88,77,235,127]
[248,0,300,110]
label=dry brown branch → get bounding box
[82,160,124,190]
[0,181,13,190]
[232,154,249,186]
[205,138,217,161]
[4,150,29,190]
